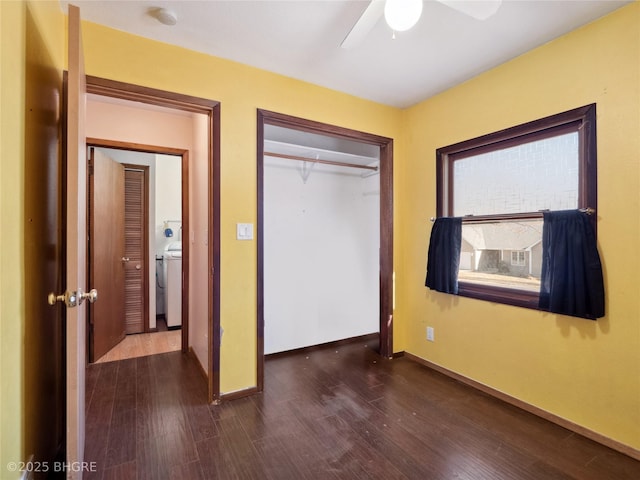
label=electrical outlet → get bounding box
[426,326,434,342]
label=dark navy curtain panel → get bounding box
[425,217,462,294]
[539,210,605,319]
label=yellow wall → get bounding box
[399,2,640,451]
[1,1,65,477]
[1,3,26,476]
[78,21,403,393]
[2,0,638,466]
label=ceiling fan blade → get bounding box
[438,0,502,20]
[341,0,385,49]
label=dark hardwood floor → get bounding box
[84,339,640,479]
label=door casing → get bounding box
[256,109,394,394]
[85,76,221,403]
[87,140,189,351]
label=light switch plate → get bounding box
[237,223,253,240]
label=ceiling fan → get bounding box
[341,0,503,48]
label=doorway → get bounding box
[256,110,394,392]
[87,144,186,363]
[86,76,221,403]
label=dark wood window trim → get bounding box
[436,104,597,310]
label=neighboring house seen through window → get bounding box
[435,104,597,310]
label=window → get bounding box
[436,104,597,309]
[511,251,526,267]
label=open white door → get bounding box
[66,4,89,476]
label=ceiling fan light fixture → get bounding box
[384,0,423,32]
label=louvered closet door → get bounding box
[124,168,147,334]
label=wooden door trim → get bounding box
[256,109,394,393]
[123,164,150,333]
[86,77,217,113]
[88,138,186,156]
[87,140,189,353]
[85,76,221,404]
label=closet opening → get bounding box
[257,110,394,392]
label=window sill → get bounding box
[457,282,541,311]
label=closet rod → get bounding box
[264,151,378,172]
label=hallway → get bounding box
[84,341,640,479]
[94,322,181,364]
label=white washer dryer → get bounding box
[163,242,182,328]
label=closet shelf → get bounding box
[264,151,378,172]
[264,139,379,169]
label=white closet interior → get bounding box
[263,125,380,355]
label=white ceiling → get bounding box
[64,0,630,108]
